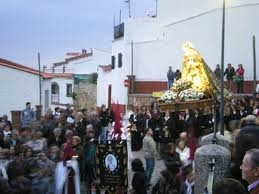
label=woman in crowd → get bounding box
[148,108,163,157]
[176,139,190,167]
[184,108,197,161]
[71,136,84,176]
[25,132,45,153]
[129,108,144,151]
[235,64,245,94]
[160,110,174,158]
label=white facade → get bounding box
[48,48,111,109]
[49,48,111,74]
[97,40,129,107]
[97,0,259,107]
[67,49,111,74]
[42,78,51,114]
[0,65,41,119]
[50,77,74,111]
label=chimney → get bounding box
[43,65,47,72]
[82,49,87,54]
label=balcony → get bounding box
[114,23,124,40]
[51,94,59,104]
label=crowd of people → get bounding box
[0,95,258,194]
[0,102,116,194]
[168,63,246,94]
[129,96,259,194]
[214,63,245,94]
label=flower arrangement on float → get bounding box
[160,90,177,101]
[171,79,192,92]
[160,79,204,102]
[179,89,204,101]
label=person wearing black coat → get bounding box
[98,105,111,141]
[148,109,163,143]
[129,109,145,151]
[164,143,182,173]
[231,115,259,183]
[200,108,213,136]
[131,158,147,194]
[162,110,176,142]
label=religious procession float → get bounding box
[154,42,231,112]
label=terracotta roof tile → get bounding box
[53,49,93,67]
[0,58,53,78]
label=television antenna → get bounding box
[125,0,131,18]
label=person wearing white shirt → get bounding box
[176,140,190,167]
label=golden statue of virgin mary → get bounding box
[181,42,219,99]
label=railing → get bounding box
[51,94,59,104]
[114,23,124,39]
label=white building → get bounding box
[0,58,76,120]
[47,48,111,74]
[0,58,52,119]
[47,74,74,112]
[45,48,111,110]
[97,0,259,110]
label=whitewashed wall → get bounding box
[0,66,40,119]
[41,79,51,114]
[49,77,73,111]
[97,0,259,106]
[97,39,129,107]
[55,49,111,74]
[124,2,259,80]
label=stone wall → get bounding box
[128,94,155,108]
[74,82,97,111]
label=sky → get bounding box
[0,0,155,68]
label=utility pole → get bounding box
[253,36,257,100]
[220,0,226,135]
[155,0,158,17]
[38,52,42,106]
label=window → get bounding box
[66,84,73,97]
[114,23,124,39]
[118,53,123,68]
[111,56,115,69]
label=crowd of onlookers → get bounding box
[168,63,247,94]
[0,102,115,194]
[0,95,258,194]
[129,96,259,194]
[214,63,246,94]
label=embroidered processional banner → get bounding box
[96,140,128,193]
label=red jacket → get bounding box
[236,67,244,76]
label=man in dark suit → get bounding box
[240,149,259,194]
[224,63,235,92]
